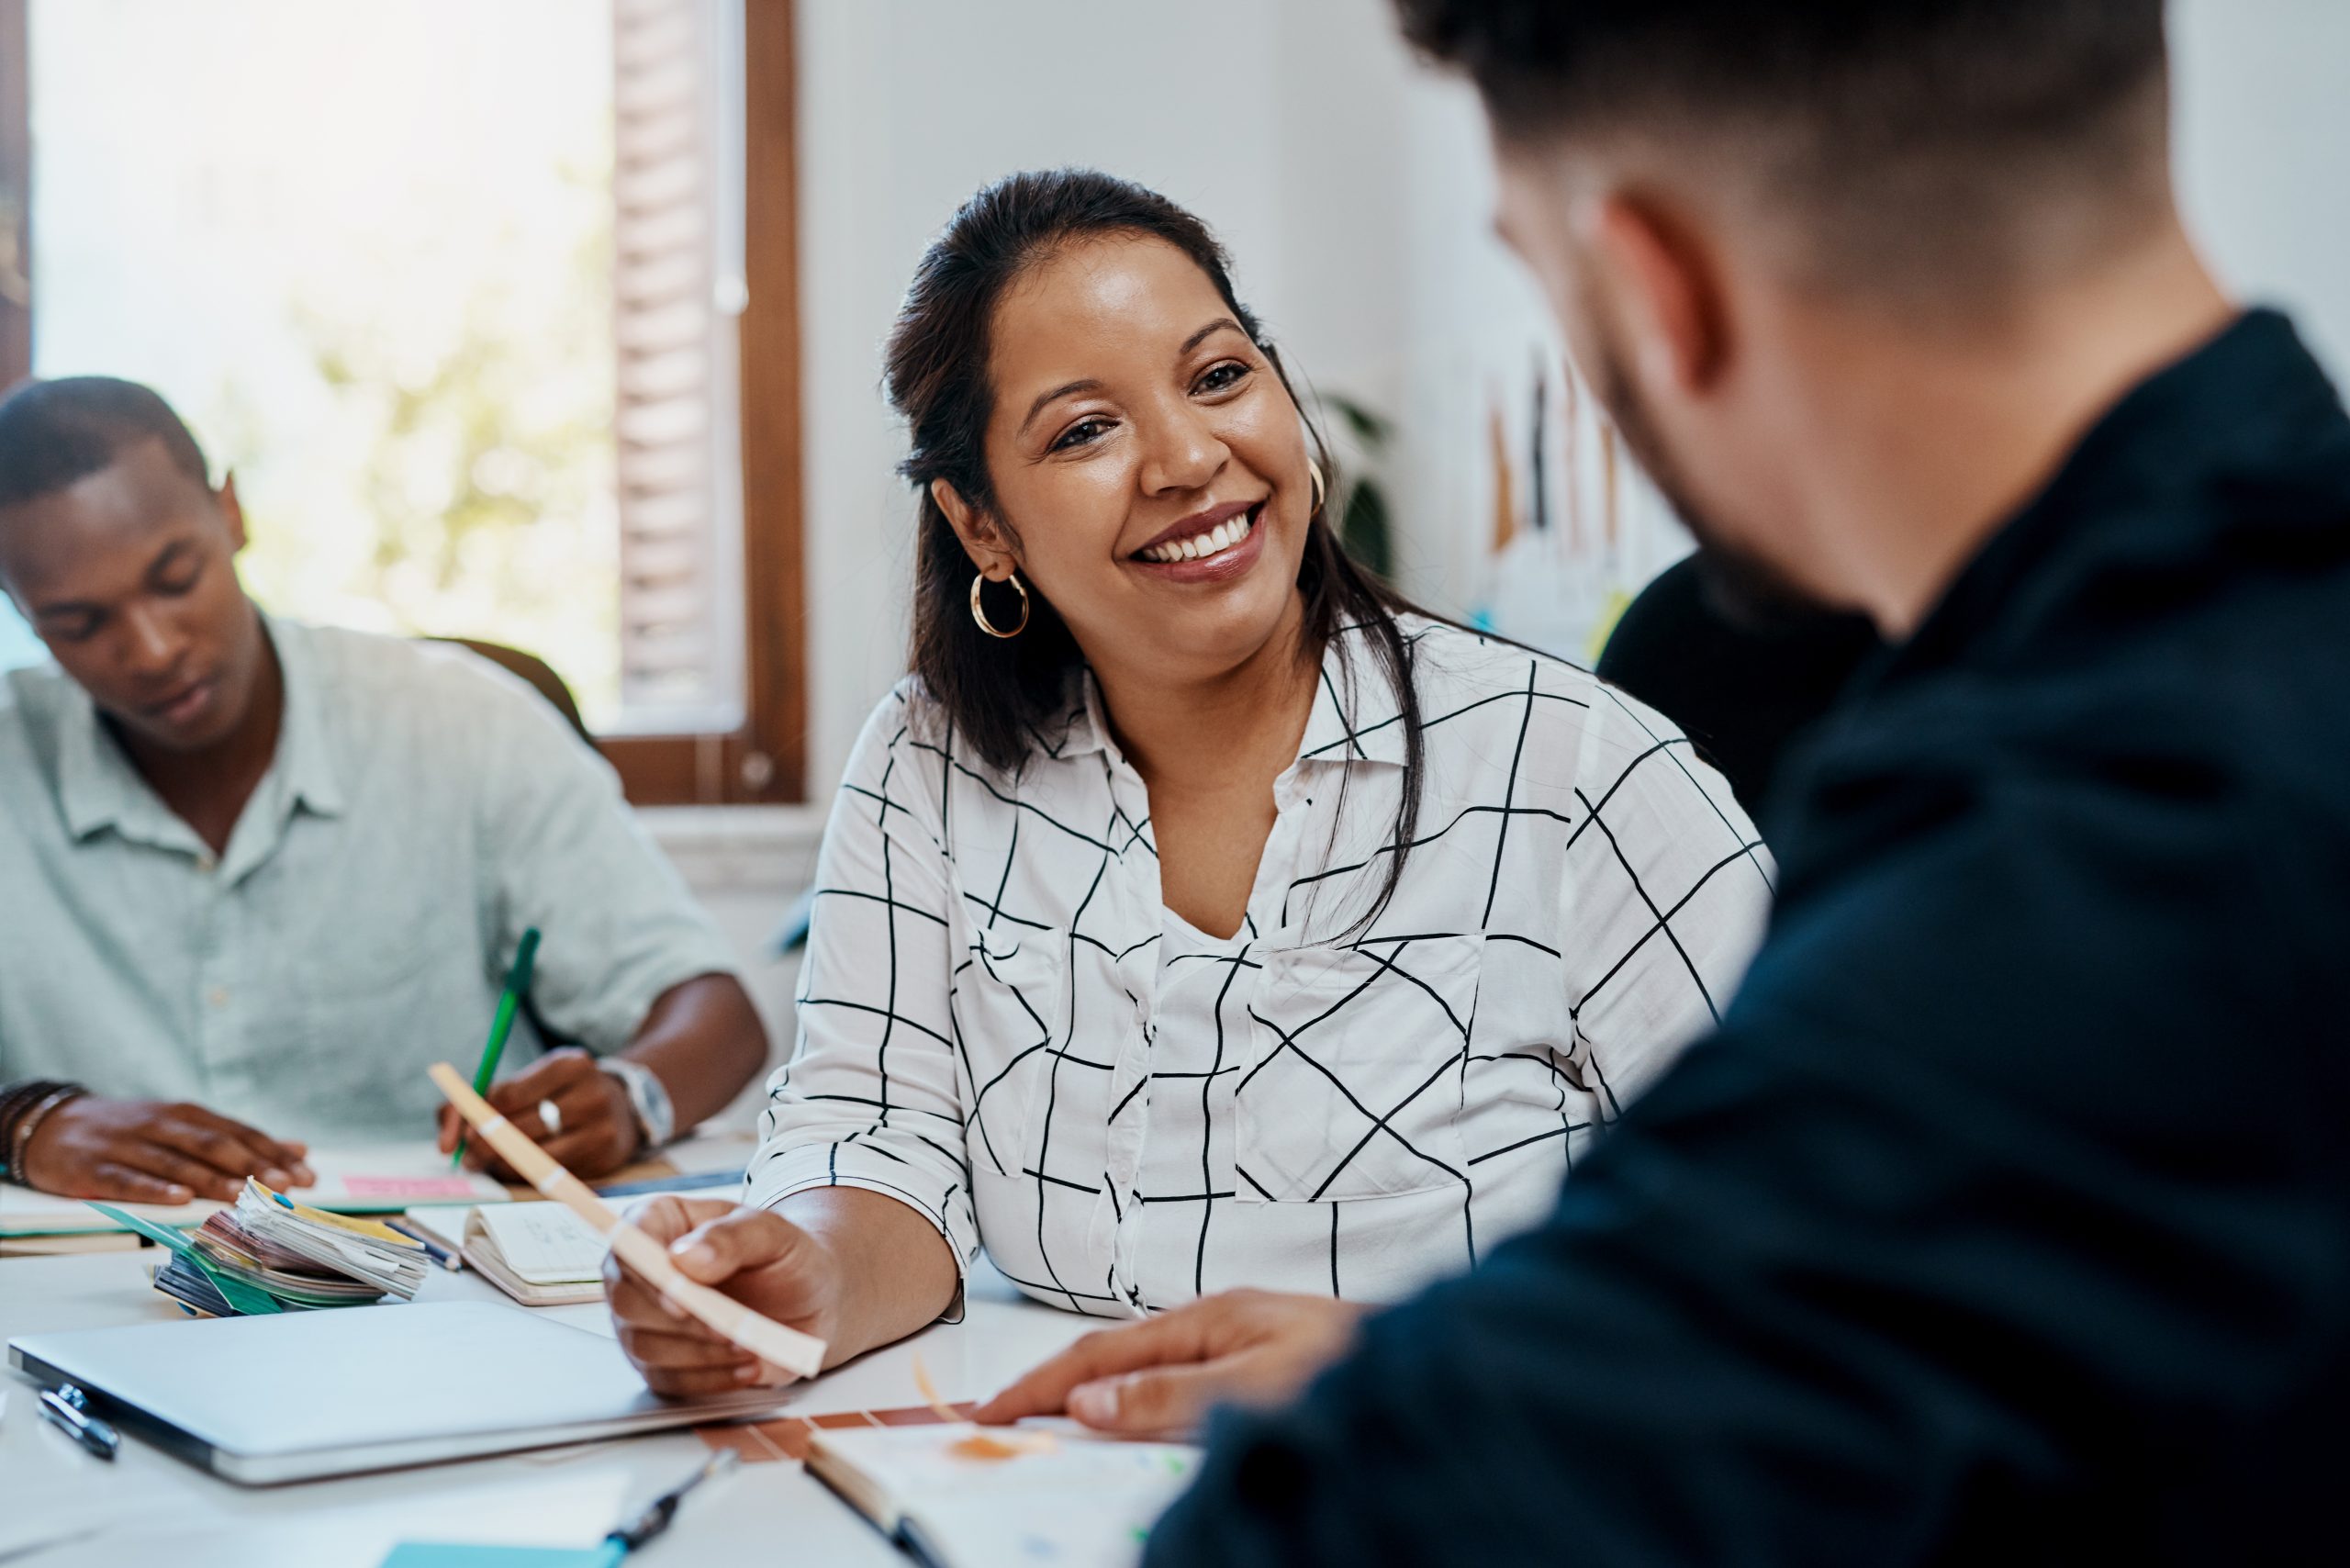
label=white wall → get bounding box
[2172,0,2350,381]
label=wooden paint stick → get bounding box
[427,1061,826,1380]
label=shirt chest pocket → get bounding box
[1236,935,1483,1203]
[950,928,1069,1182]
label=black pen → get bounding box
[605,1449,739,1556]
[38,1384,119,1461]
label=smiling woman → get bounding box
[893,178,1397,800]
[600,170,1776,1400]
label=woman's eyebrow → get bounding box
[1015,319,1248,437]
[1181,317,1246,356]
[1020,378,1102,437]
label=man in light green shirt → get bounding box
[0,376,769,1203]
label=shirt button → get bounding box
[207,987,230,1010]
[196,852,218,872]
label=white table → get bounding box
[0,1248,1093,1566]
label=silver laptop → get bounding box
[7,1301,792,1484]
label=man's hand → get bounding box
[604,1195,850,1396]
[17,1096,314,1204]
[973,1289,1371,1439]
[435,1047,642,1181]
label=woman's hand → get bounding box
[436,1047,642,1181]
[604,1195,849,1395]
[972,1289,1371,1439]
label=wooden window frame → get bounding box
[0,0,805,805]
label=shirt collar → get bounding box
[1056,618,1415,770]
[55,678,151,843]
[1295,620,1413,767]
[56,611,344,846]
[266,616,346,822]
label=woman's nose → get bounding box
[1136,406,1228,496]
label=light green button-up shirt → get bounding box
[0,617,738,1140]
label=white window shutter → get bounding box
[611,0,746,732]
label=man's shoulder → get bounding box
[1772,615,2350,917]
[284,620,578,740]
[291,620,519,700]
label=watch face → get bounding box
[609,1061,675,1148]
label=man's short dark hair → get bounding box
[1395,0,2172,298]
[0,376,212,510]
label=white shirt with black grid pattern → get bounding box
[753,617,1774,1318]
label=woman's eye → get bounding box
[1194,361,1249,395]
[1050,417,1112,453]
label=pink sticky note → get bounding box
[340,1175,487,1200]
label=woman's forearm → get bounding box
[776,1184,962,1364]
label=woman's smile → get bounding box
[1128,498,1268,581]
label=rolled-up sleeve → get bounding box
[749,692,979,1303]
[1560,688,1774,1118]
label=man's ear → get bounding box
[1585,190,1732,398]
[931,478,1018,578]
[218,471,249,554]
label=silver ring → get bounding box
[537,1099,563,1137]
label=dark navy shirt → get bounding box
[1147,309,2350,1567]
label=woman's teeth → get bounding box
[1139,509,1254,565]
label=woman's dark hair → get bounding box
[882,167,1435,932]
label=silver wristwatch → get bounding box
[599,1058,676,1150]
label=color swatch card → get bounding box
[0,1144,510,1236]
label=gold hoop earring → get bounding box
[1308,459,1327,515]
[970,570,1030,639]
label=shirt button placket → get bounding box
[195,852,231,1096]
[1094,847,1158,1306]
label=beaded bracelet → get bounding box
[0,1079,73,1178]
[5,1085,87,1184]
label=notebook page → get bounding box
[474,1203,608,1284]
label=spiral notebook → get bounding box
[459,1203,608,1306]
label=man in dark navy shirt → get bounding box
[977,3,2350,1561]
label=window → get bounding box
[0,0,804,801]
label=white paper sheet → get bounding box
[473,1203,607,1285]
[814,1421,1202,1568]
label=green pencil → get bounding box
[453,926,541,1169]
